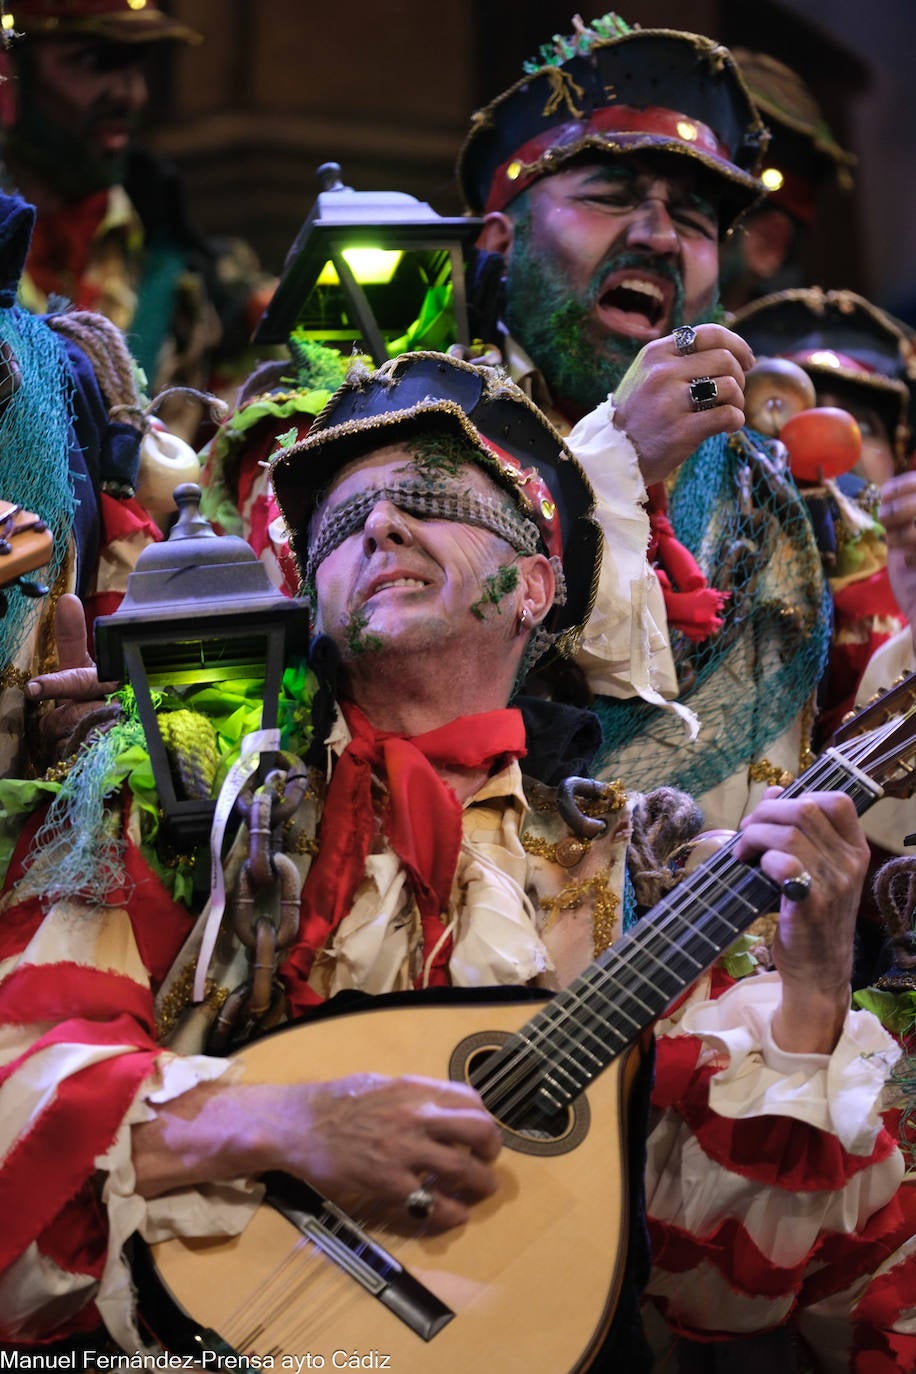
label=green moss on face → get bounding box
[470,563,519,620]
[342,606,384,656]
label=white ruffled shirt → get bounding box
[505,338,690,726]
[854,626,916,854]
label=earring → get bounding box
[517,605,532,636]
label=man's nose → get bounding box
[624,197,679,254]
[361,500,414,555]
[107,64,148,112]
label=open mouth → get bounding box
[363,575,429,604]
[92,122,132,154]
[596,273,673,337]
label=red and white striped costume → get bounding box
[0,815,256,1350]
[0,772,907,1360]
[646,970,909,1370]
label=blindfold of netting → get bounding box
[306,481,542,583]
[594,429,830,798]
[0,308,76,672]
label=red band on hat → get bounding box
[485,105,732,214]
[479,437,563,562]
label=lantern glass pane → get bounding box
[297,245,457,354]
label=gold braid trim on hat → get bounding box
[513,132,767,214]
[706,44,730,74]
[540,65,586,119]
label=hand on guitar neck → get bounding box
[735,788,869,1055]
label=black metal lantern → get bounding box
[94,484,311,848]
[253,163,483,364]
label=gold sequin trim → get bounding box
[526,777,626,816]
[0,665,29,691]
[523,833,562,861]
[288,831,319,856]
[749,759,795,787]
[538,869,620,957]
[749,695,817,785]
[156,962,230,1042]
[41,752,81,782]
[579,779,627,817]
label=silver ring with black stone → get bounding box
[689,376,718,412]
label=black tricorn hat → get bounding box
[732,287,916,467]
[457,19,768,234]
[270,351,602,659]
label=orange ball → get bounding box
[779,407,862,482]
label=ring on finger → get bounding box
[688,375,718,412]
[405,1180,436,1220]
[781,869,813,902]
[673,324,698,356]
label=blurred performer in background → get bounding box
[0,0,271,411]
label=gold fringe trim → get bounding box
[156,961,231,1042]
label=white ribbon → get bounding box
[192,727,281,1003]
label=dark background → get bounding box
[149,1,916,323]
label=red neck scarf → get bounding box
[280,701,527,1014]
[27,190,110,305]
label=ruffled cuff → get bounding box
[681,973,901,1154]
[95,1052,262,1352]
[566,400,694,733]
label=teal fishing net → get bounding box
[14,716,148,907]
[0,307,76,669]
[593,428,831,799]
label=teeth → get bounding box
[373,578,425,592]
[618,278,665,302]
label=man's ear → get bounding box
[477,212,516,261]
[519,553,555,626]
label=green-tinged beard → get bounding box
[504,206,719,418]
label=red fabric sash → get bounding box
[648,482,728,642]
[279,702,527,1013]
